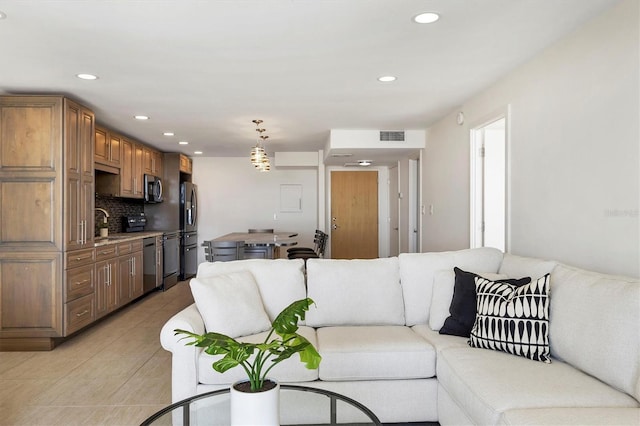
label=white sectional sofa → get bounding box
[160,248,640,425]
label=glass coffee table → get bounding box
[141,384,381,425]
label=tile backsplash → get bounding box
[95,195,144,235]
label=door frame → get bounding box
[469,105,512,252]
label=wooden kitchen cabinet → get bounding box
[143,146,163,176]
[64,250,96,335]
[121,138,144,198]
[94,126,121,168]
[0,95,95,350]
[95,257,118,318]
[117,240,143,304]
[64,99,95,251]
[179,154,192,174]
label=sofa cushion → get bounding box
[316,326,436,380]
[189,272,271,338]
[437,346,639,426]
[439,268,530,337]
[469,274,551,363]
[549,264,640,401]
[196,259,306,321]
[499,407,640,426]
[429,269,509,332]
[412,324,469,354]
[198,326,319,385]
[498,253,557,279]
[305,258,405,327]
[399,248,504,326]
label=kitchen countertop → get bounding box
[94,231,164,247]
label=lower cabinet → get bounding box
[64,261,96,335]
[118,250,143,304]
[95,241,144,319]
[95,258,118,318]
[64,293,95,335]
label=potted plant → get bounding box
[175,297,321,425]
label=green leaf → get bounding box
[176,298,322,389]
[272,298,314,336]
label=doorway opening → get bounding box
[470,115,508,252]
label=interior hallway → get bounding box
[0,280,195,426]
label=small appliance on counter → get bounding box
[123,213,147,232]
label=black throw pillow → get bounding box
[439,267,531,337]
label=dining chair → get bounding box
[288,231,327,262]
[287,230,322,256]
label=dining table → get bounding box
[207,231,299,259]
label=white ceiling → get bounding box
[0,0,619,164]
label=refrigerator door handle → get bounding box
[190,187,197,227]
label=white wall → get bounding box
[422,0,639,277]
[192,157,318,264]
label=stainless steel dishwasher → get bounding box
[163,231,180,290]
[143,237,159,294]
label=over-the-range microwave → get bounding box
[144,174,163,203]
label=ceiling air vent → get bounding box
[380,130,405,142]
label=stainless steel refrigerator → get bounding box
[180,182,198,280]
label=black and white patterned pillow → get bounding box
[469,274,551,363]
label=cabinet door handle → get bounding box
[76,310,89,317]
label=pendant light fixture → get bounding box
[250,119,271,172]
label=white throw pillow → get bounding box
[190,271,272,338]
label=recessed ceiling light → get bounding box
[358,160,372,166]
[0,11,8,20]
[134,115,149,120]
[163,132,175,136]
[178,141,189,145]
[76,73,98,80]
[414,12,440,24]
[194,151,203,155]
[378,76,396,83]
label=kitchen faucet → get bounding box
[95,208,110,224]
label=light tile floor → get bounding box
[0,280,194,426]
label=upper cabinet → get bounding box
[120,138,144,199]
[95,125,163,199]
[143,146,163,177]
[94,126,121,169]
[179,154,192,174]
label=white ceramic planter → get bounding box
[100,228,108,237]
[230,380,280,425]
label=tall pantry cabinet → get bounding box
[0,95,95,350]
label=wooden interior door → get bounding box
[330,171,378,259]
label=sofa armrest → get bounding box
[160,303,205,402]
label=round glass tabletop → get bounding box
[141,384,382,425]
